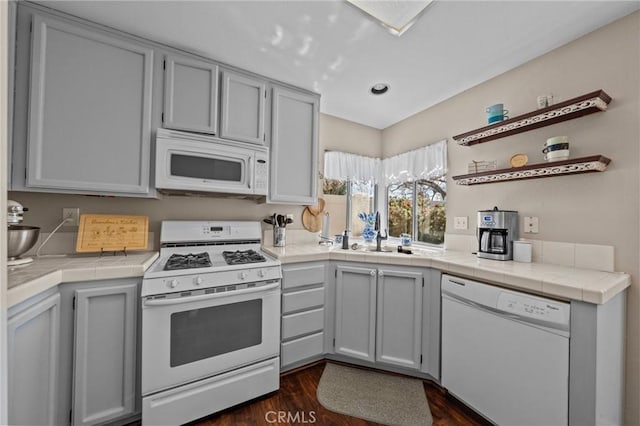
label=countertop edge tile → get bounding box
[8,252,159,308]
[8,270,63,307]
[265,244,630,305]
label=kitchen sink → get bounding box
[362,247,394,253]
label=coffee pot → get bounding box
[477,207,518,261]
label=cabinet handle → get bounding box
[378,270,384,277]
[370,270,375,276]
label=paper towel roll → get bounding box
[321,212,330,239]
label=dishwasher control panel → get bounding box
[497,292,567,324]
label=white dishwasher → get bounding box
[441,274,570,426]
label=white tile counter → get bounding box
[263,244,630,304]
[7,251,159,307]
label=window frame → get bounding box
[385,178,446,247]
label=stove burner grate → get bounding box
[222,249,266,265]
[164,252,212,270]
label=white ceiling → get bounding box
[37,0,640,129]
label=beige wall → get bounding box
[383,11,640,424]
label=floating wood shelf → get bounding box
[453,90,611,146]
[452,155,611,186]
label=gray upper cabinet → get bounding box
[163,54,218,134]
[8,291,60,426]
[376,268,423,369]
[334,265,377,362]
[269,85,319,205]
[72,282,138,426]
[220,69,266,145]
[23,12,153,195]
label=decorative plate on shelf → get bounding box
[510,153,529,168]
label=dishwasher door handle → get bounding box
[442,291,522,323]
[442,291,570,334]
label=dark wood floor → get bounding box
[191,361,492,425]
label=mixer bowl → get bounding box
[8,225,40,259]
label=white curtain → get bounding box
[324,139,447,185]
[382,139,447,186]
[323,151,381,182]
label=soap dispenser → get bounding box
[341,230,349,249]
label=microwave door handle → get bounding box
[247,156,253,189]
[143,281,280,307]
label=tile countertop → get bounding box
[262,244,630,305]
[7,251,159,308]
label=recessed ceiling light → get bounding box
[347,0,434,36]
[370,83,389,95]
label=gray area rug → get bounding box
[316,363,433,426]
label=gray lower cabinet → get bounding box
[334,264,424,370]
[334,265,377,362]
[163,53,218,134]
[8,289,61,426]
[220,69,267,145]
[12,6,153,196]
[71,281,138,426]
[268,85,319,205]
[280,262,327,371]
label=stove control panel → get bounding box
[143,266,283,297]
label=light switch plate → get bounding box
[524,216,539,233]
[454,216,468,230]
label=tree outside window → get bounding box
[387,177,446,245]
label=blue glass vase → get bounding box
[362,225,378,243]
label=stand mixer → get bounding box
[7,200,40,266]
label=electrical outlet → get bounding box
[524,216,539,233]
[62,208,80,226]
[454,216,468,230]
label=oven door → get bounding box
[141,281,280,395]
[156,138,256,195]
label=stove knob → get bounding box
[169,279,179,289]
[258,269,266,278]
[195,277,203,285]
[239,272,248,280]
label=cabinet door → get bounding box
[72,283,138,426]
[163,54,218,134]
[27,14,152,194]
[269,86,319,204]
[220,70,266,144]
[8,292,60,426]
[376,269,423,369]
[334,265,376,362]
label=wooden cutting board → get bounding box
[302,207,322,232]
[76,214,149,253]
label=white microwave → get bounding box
[155,129,268,196]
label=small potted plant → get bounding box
[358,212,378,243]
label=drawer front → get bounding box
[281,332,324,367]
[282,308,324,340]
[282,287,324,314]
[282,263,326,290]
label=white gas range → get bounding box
[141,221,281,426]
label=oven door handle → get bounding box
[143,281,280,307]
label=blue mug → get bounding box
[486,103,509,123]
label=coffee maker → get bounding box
[477,207,518,261]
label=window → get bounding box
[387,178,446,245]
[323,178,376,237]
[323,140,446,244]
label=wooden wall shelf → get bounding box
[452,155,611,186]
[453,90,611,146]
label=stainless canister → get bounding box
[274,227,286,247]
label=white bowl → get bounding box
[544,149,570,162]
[545,136,568,147]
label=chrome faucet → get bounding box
[374,212,387,252]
